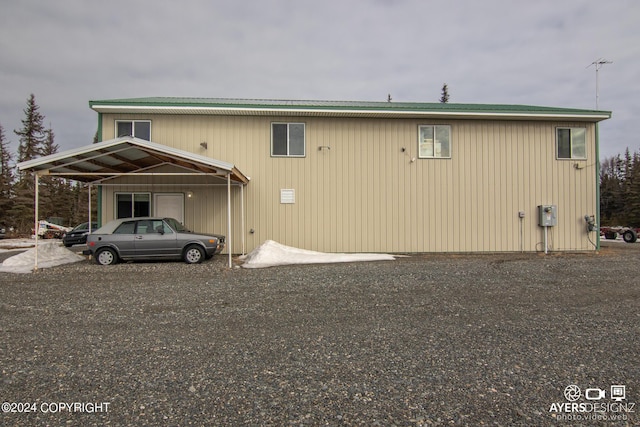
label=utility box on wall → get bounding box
[538,205,558,227]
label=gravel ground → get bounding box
[1,243,639,426]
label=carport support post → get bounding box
[34,173,40,271]
[241,184,245,256]
[88,183,92,233]
[227,173,232,268]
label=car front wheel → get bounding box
[95,248,118,265]
[183,244,205,264]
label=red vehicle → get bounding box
[600,226,639,243]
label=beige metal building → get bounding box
[78,98,612,253]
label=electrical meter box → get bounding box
[538,205,557,227]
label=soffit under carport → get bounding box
[17,136,249,185]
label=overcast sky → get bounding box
[1,0,638,160]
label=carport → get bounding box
[17,136,250,269]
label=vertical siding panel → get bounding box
[380,122,389,251]
[448,124,459,252]
[96,113,598,254]
[414,127,423,252]
[487,123,497,251]
[457,123,470,251]
[507,123,518,251]
[475,123,485,251]
[521,123,535,251]
[473,123,482,251]
[498,123,509,250]
[378,121,390,251]
[436,157,448,252]
[346,121,356,251]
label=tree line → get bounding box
[600,148,640,227]
[0,94,95,236]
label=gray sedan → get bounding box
[85,217,225,265]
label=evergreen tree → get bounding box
[621,148,635,224]
[600,148,640,227]
[7,181,35,234]
[42,126,59,156]
[440,83,450,103]
[600,155,623,223]
[12,94,47,233]
[69,182,97,225]
[627,152,640,227]
[39,127,65,221]
[0,124,15,226]
[15,94,46,167]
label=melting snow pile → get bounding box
[239,240,395,269]
[0,241,85,274]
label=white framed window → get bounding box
[556,127,586,159]
[116,120,151,140]
[115,192,151,219]
[418,125,451,158]
[271,123,305,157]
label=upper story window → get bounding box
[556,127,586,159]
[116,120,151,141]
[271,123,305,157]
[418,125,451,158]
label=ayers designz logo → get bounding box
[549,384,635,422]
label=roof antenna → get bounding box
[587,58,612,109]
[387,94,392,102]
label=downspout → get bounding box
[595,122,601,250]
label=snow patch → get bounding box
[239,240,395,269]
[0,238,38,252]
[0,241,85,274]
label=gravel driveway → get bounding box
[1,243,638,426]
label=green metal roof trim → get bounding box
[89,97,611,120]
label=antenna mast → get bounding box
[587,58,612,109]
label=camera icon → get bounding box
[585,388,606,400]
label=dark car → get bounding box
[84,217,225,265]
[63,222,99,247]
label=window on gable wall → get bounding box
[418,125,451,158]
[271,123,305,157]
[116,120,151,140]
[556,127,586,159]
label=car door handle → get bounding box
[135,235,144,239]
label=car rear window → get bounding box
[113,221,136,234]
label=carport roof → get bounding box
[17,136,249,184]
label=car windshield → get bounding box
[164,218,189,233]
